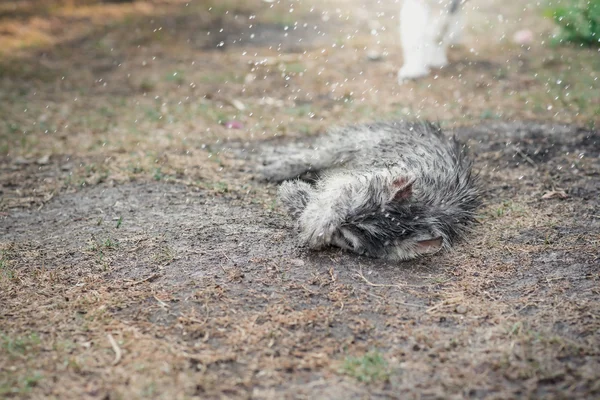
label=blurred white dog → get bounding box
[398,0,466,83]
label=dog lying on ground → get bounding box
[260,121,481,261]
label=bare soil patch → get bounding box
[2,121,599,399]
[1,0,599,399]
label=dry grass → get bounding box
[0,0,599,398]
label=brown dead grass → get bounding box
[0,0,599,398]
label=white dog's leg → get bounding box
[446,11,464,45]
[427,7,464,68]
[399,0,466,82]
[426,16,449,69]
[398,0,431,82]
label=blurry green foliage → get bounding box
[546,0,600,46]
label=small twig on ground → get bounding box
[354,266,424,308]
[221,251,233,263]
[36,192,55,211]
[360,289,385,301]
[354,266,398,289]
[219,251,237,275]
[300,284,318,295]
[251,54,302,66]
[354,266,412,290]
[179,351,209,364]
[513,146,537,168]
[154,295,170,308]
[179,316,206,326]
[328,267,336,283]
[354,265,438,290]
[483,290,499,301]
[219,264,228,274]
[107,334,122,366]
[426,295,464,314]
[125,273,161,286]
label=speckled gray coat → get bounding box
[261,121,481,261]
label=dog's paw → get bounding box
[278,180,313,219]
[398,65,430,83]
[428,48,449,69]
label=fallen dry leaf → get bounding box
[541,190,569,200]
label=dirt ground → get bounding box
[1,0,599,399]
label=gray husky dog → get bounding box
[261,121,480,261]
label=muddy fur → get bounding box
[261,121,481,261]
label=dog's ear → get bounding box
[390,177,414,201]
[278,180,314,219]
[415,237,443,254]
